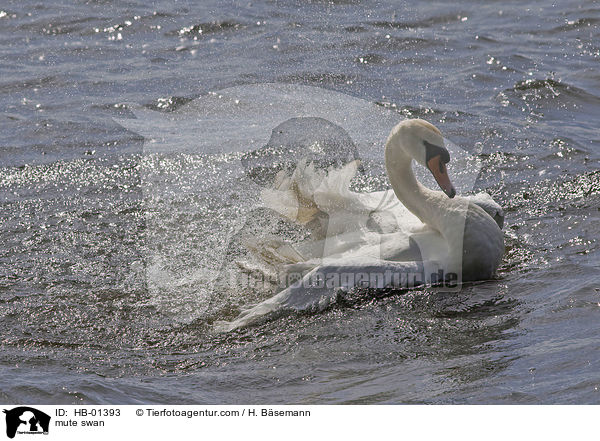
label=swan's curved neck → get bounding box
[384,139,448,234]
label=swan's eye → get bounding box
[423,140,450,164]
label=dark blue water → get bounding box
[0,0,599,404]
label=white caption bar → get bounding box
[0,405,596,440]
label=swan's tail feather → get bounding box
[213,259,438,332]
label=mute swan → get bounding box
[215,119,505,331]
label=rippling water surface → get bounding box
[1,0,599,404]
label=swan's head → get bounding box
[388,119,456,198]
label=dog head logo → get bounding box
[3,407,50,439]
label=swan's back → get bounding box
[460,201,504,281]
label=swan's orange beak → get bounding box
[427,155,456,198]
